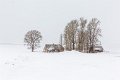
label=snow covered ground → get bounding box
[0,45,120,80]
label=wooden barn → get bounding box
[43,44,64,52]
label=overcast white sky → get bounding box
[0,0,120,48]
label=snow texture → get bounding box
[0,45,120,80]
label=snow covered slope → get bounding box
[0,45,120,80]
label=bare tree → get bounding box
[77,18,87,52]
[64,26,72,50]
[87,18,101,53]
[83,30,89,53]
[64,20,78,50]
[24,30,42,52]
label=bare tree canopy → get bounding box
[64,17,102,53]
[87,18,101,53]
[24,30,42,52]
[77,18,87,52]
[64,20,79,50]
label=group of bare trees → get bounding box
[24,18,102,53]
[64,18,102,53]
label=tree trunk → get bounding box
[89,45,94,53]
[73,34,75,50]
[32,45,34,52]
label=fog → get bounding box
[0,0,120,49]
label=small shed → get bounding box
[43,44,64,52]
[93,46,104,53]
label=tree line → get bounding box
[64,18,102,53]
[24,17,102,53]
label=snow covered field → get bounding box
[0,45,120,80]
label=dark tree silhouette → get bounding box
[24,30,42,52]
